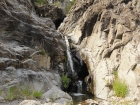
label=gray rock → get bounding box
[0,96,5,103]
[42,87,72,104]
[20,100,41,105]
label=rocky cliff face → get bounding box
[0,0,71,104]
[59,0,140,100]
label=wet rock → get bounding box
[85,99,98,105]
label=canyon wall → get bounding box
[59,0,140,100]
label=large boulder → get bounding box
[58,0,140,100]
[42,87,72,104]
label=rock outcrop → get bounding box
[0,0,71,104]
[59,0,140,100]
[33,3,66,29]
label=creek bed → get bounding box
[70,93,94,105]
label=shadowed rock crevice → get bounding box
[121,0,132,4]
[32,3,66,29]
[54,18,66,29]
[80,14,98,43]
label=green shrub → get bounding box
[40,49,45,55]
[62,74,70,88]
[112,79,128,97]
[33,90,43,99]
[21,87,33,99]
[35,0,48,6]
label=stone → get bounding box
[42,87,72,104]
[0,96,5,103]
[85,99,98,105]
[22,59,37,70]
[20,100,41,105]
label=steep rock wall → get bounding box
[58,0,140,100]
[0,0,71,103]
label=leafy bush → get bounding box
[33,90,43,99]
[112,79,128,97]
[62,74,70,88]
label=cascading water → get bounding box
[64,36,94,105]
[64,36,74,73]
[77,80,83,93]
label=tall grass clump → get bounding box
[112,70,128,97]
[21,87,33,99]
[5,87,19,101]
[33,90,43,99]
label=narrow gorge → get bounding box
[0,0,140,105]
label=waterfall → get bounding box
[77,80,83,93]
[64,36,74,73]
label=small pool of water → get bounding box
[70,93,94,105]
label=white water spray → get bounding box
[65,36,74,73]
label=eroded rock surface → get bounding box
[0,0,71,104]
[59,0,140,100]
